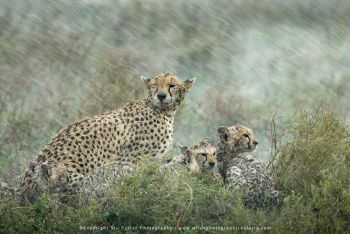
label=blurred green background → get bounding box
[0,0,349,182]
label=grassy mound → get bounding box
[0,110,349,233]
[0,162,266,233]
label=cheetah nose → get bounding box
[157,93,167,101]
[208,162,215,167]
[253,141,258,145]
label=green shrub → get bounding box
[270,110,350,233]
[102,161,260,230]
[1,160,272,233]
[271,111,350,194]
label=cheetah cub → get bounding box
[217,124,280,209]
[162,138,222,181]
[20,73,195,203]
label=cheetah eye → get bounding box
[169,84,177,88]
[243,134,250,139]
[200,153,207,159]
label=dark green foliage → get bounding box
[270,111,350,233]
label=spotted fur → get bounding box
[217,124,280,209]
[162,138,222,181]
[20,73,195,203]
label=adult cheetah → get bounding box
[217,124,280,209]
[20,73,195,202]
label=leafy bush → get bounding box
[0,161,268,233]
[271,111,350,194]
[270,110,350,233]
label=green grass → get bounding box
[0,0,350,232]
[1,110,350,233]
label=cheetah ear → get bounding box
[141,75,151,85]
[178,144,190,155]
[218,126,229,142]
[201,137,212,145]
[193,144,200,149]
[178,144,187,151]
[218,126,228,134]
[183,77,196,90]
[235,124,242,130]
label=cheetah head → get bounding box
[142,72,195,112]
[179,138,217,173]
[218,124,258,153]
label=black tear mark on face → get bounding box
[183,155,192,164]
[166,159,172,163]
[199,153,207,161]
